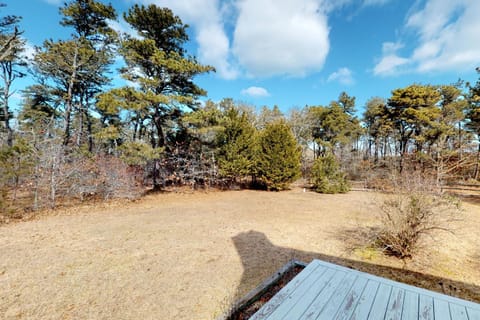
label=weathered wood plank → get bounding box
[298,270,350,320]
[466,307,480,320]
[401,290,419,320]
[315,272,358,319]
[350,280,381,320]
[334,276,369,320]
[308,260,480,311]
[419,295,434,320]
[266,267,338,319]
[384,287,404,320]
[368,283,393,320]
[249,260,324,320]
[250,259,480,320]
[433,299,450,320]
[449,303,468,320]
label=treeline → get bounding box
[0,1,479,216]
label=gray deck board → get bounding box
[315,272,358,319]
[249,260,324,320]
[334,276,369,320]
[251,259,480,320]
[432,299,450,320]
[419,295,434,320]
[351,280,381,320]
[268,267,337,319]
[384,286,405,320]
[368,283,393,320]
[279,268,337,319]
[402,291,420,320]
[467,307,480,320]
[298,270,349,320]
[448,304,468,320]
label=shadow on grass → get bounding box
[230,230,480,310]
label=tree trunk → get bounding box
[76,102,84,147]
[2,62,13,146]
[63,45,79,146]
[86,109,93,152]
[50,153,57,208]
[83,94,93,152]
[474,139,480,180]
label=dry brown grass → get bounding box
[0,187,479,319]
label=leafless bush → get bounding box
[372,174,462,258]
[94,155,143,200]
[60,154,143,201]
[29,146,143,211]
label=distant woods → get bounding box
[1,1,480,218]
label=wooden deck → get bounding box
[250,259,480,320]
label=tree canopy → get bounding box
[1,1,480,216]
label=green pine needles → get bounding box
[311,153,350,194]
[256,120,301,191]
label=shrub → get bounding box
[374,186,461,258]
[217,108,257,181]
[256,120,301,191]
[310,154,350,193]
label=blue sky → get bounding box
[4,0,480,115]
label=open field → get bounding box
[1,188,479,319]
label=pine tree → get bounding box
[256,120,301,191]
[0,4,24,147]
[217,107,257,181]
[467,68,480,179]
[120,4,214,150]
[118,4,214,188]
[29,0,117,148]
[311,153,350,194]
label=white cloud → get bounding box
[321,0,354,12]
[381,41,404,55]
[232,0,329,78]
[22,42,36,60]
[373,42,411,76]
[327,67,355,85]
[241,86,270,97]
[363,0,393,7]
[11,92,23,101]
[374,0,480,75]
[107,19,137,38]
[374,55,410,76]
[144,0,239,79]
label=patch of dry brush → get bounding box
[372,175,462,258]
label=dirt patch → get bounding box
[0,187,479,319]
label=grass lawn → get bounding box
[1,187,479,319]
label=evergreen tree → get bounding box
[257,105,284,129]
[387,84,442,156]
[0,3,21,62]
[183,99,225,148]
[338,91,356,115]
[120,4,214,150]
[309,101,362,156]
[467,68,480,179]
[256,120,301,191]
[217,106,257,181]
[0,4,24,146]
[0,138,35,212]
[116,4,214,188]
[311,153,350,194]
[28,0,117,148]
[363,97,394,161]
